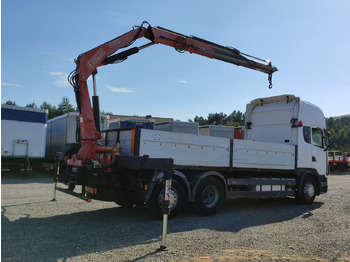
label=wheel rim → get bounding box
[158,188,178,210]
[303,182,315,200]
[201,185,219,208]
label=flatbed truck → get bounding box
[95,94,329,217]
[54,22,328,222]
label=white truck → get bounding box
[55,23,329,221]
[1,105,48,171]
[95,94,329,216]
[53,22,330,248]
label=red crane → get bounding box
[67,21,277,168]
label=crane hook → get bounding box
[268,74,273,89]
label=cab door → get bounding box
[311,127,327,176]
[297,126,327,176]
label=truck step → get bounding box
[227,190,294,199]
[227,178,296,186]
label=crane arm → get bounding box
[68,21,278,165]
[74,22,277,80]
[148,26,277,76]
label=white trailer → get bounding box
[1,105,48,170]
[46,112,109,160]
[98,95,329,216]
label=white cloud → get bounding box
[50,52,62,56]
[49,72,62,76]
[49,72,70,87]
[106,85,135,93]
[178,80,187,84]
[1,82,25,88]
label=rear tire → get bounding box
[193,177,224,216]
[146,179,184,219]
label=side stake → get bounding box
[158,178,172,250]
[51,164,59,201]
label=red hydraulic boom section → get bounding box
[67,21,278,167]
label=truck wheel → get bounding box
[146,179,184,219]
[297,176,316,204]
[193,177,224,216]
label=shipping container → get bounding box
[109,117,154,129]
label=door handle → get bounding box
[312,156,316,162]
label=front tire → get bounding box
[297,176,316,204]
[193,177,224,216]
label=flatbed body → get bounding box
[101,128,296,171]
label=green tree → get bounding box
[57,97,76,115]
[192,116,207,125]
[207,112,227,125]
[40,101,58,119]
[227,110,245,126]
[101,110,113,115]
[326,115,350,152]
[4,100,17,106]
[190,110,245,127]
[25,102,38,108]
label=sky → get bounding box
[1,0,350,121]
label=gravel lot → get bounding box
[2,170,350,262]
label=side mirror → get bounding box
[324,130,331,151]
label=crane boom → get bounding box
[68,21,278,166]
[149,26,277,75]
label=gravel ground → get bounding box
[2,170,350,262]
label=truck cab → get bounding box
[245,94,329,176]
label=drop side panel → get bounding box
[138,129,230,167]
[232,139,295,170]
